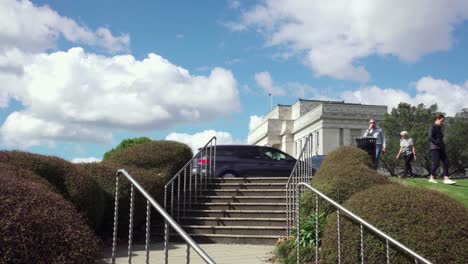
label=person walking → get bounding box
[396,131,416,177]
[363,118,386,163]
[428,114,456,184]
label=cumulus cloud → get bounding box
[342,76,468,116]
[165,130,243,154]
[0,48,241,148]
[235,0,468,82]
[71,157,102,163]
[254,71,285,96]
[249,115,263,130]
[0,0,129,53]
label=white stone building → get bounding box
[247,99,388,157]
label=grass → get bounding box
[393,178,468,207]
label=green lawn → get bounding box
[393,178,468,207]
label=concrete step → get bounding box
[198,196,286,203]
[202,189,285,196]
[179,216,286,227]
[187,202,286,210]
[212,177,289,184]
[181,225,286,236]
[173,233,281,245]
[184,209,285,218]
[208,182,286,190]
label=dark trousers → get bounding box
[402,153,414,176]
[430,149,449,176]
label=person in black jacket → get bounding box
[428,114,456,184]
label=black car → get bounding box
[194,145,297,177]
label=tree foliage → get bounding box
[446,118,468,174]
[103,136,151,160]
[381,102,468,176]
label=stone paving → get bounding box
[105,243,276,264]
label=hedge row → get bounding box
[302,146,391,216]
[80,140,193,238]
[321,184,468,263]
[0,172,102,263]
[0,151,106,231]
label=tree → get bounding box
[380,103,439,176]
[103,137,152,160]
[445,118,468,174]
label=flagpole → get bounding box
[269,93,272,111]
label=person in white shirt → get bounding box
[363,119,386,163]
[396,131,416,178]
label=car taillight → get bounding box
[197,157,209,165]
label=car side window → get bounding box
[262,149,288,161]
[237,147,262,159]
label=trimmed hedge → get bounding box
[0,151,105,231]
[0,162,56,191]
[303,147,391,216]
[104,140,193,175]
[77,162,167,238]
[0,173,102,263]
[321,184,468,263]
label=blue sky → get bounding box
[1,0,467,162]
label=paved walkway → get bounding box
[104,243,275,264]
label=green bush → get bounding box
[77,162,167,238]
[321,184,468,263]
[0,173,102,263]
[275,238,316,264]
[275,212,326,263]
[103,137,152,160]
[304,147,391,216]
[0,151,105,232]
[319,146,374,170]
[104,140,192,177]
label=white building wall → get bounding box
[322,128,340,154]
[248,100,387,157]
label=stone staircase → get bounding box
[176,176,288,245]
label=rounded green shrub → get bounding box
[321,184,468,264]
[304,147,391,216]
[103,136,152,160]
[0,173,102,263]
[104,140,193,177]
[0,151,105,231]
[77,162,167,238]
[319,146,374,170]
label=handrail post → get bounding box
[116,169,216,264]
[298,182,432,264]
[111,173,120,264]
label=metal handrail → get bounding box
[296,182,432,264]
[163,137,216,223]
[165,136,217,186]
[112,169,216,264]
[286,133,314,236]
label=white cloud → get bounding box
[0,0,129,53]
[165,130,243,154]
[249,115,263,130]
[0,48,241,148]
[254,71,285,96]
[71,157,102,163]
[342,76,468,116]
[235,0,468,82]
[228,0,241,9]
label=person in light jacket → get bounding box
[363,118,386,163]
[428,114,456,184]
[396,131,416,178]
